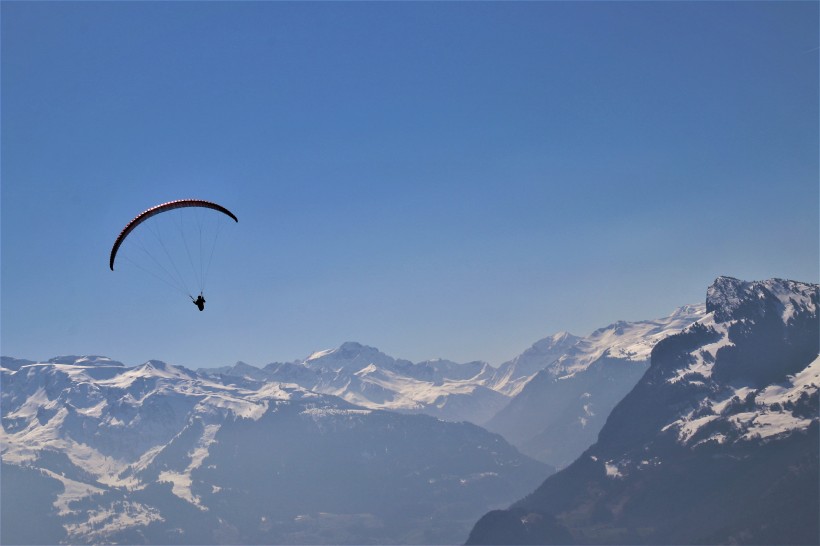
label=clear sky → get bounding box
[2,2,818,369]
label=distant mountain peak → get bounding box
[232,361,259,370]
[335,341,375,358]
[530,331,580,353]
[305,341,378,361]
[301,342,401,376]
[128,360,199,381]
[669,303,704,318]
[549,331,578,344]
[46,355,124,367]
[706,276,818,323]
[0,356,36,371]
[308,341,385,361]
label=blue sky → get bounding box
[2,2,817,369]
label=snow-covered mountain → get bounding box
[1,357,297,487]
[198,341,507,425]
[467,277,819,545]
[7,276,803,545]
[1,355,549,545]
[484,304,707,467]
[0,304,703,544]
[200,306,703,443]
[487,332,582,397]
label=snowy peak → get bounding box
[490,331,581,395]
[484,302,712,466]
[47,355,125,367]
[0,357,35,371]
[530,331,581,355]
[650,278,820,447]
[222,361,269,381]
[669,303,705,319]
[604,276,820,451]
[132,359,196,380]
[577,303,708,365]
[405,359,493,383]
[306,341,370,361]
[250,343,506,423]
[303,341,405,373]
[706,276,818,324]
[493,304,707,396]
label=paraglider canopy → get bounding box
[110,199,237,271]
[109,199,238,305]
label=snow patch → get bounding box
[158,423,220,509]
[306,348,335,361]
[39,468,105,516]
[63,501,163,542]
[664,356,819,446]
[738,411,814,441]
[604,461,623,479]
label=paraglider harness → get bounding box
[192,293,206,311]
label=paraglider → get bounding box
[109,199,238,310]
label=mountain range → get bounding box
[467,277,819,545]
[197,304,706,470]
[2,276,816,544]
[0,354,548,544]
